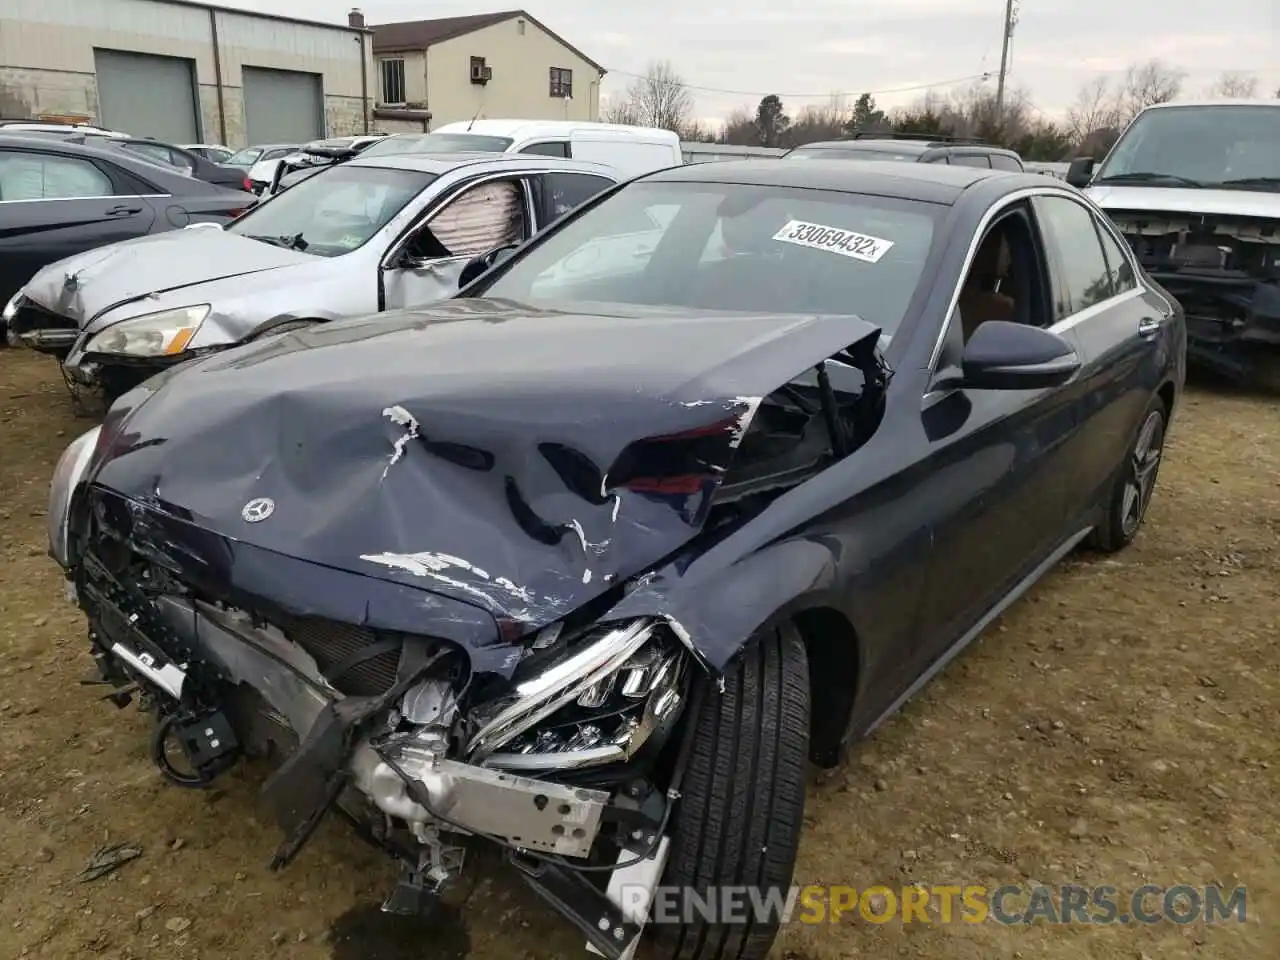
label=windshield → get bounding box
[359,132,514,157]
[478,180,940,339]
[225,147,264,166]
[788,145,923,162]
[1095,105,1280,187]
[226,165,437,257]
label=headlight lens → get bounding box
[47,425,102,569]
[2,291,21,322]
[467,618,688,772]
[84,304,211,357]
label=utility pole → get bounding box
[995,0,1018,122]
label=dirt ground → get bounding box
[0,346,1276,960]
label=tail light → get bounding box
[242,176,253,192]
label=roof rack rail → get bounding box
[848,131,992,146]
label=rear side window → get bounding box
[0,149,116,200]
[1096,221,1138,295]
[521,141,571,158]
[541,172,614,220]
[950,154,991,168]
[1032,195,1114,319]
[989,153,1022,171]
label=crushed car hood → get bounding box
[1086,185,1280,219]
[91,297,881,634]
[22,229,314,328]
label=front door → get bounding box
[910,201,1085,673]
[382,176,532,310]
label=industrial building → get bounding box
[0,0,373,146]
[371,10,605,131]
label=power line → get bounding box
[600,67,994,100]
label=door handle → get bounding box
[106,204,142,216]
[1137,316,1161,338]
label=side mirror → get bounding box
[458,244,519,288]
[1065,156,1096,189]
[961,321,1081,391]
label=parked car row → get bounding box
[37,154,1184,960]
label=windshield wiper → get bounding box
[1215,177,1280,190]
[245,233,308,251]
[1093,172,1204,188]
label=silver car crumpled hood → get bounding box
[21,229,313,330]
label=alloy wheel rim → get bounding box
[1120,410,1165,538]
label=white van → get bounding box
[357,119,682,179]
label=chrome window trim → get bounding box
[0,193,170,204]
[925,186,1145,374]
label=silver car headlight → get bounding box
[48,425,102,570]
[467,618,689,772]
[2,291,21,322]
[83,304,210,357]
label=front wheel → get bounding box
[1089,395,1167,552]
[655,622,810,960]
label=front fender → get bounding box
[605,536,852,674]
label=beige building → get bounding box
[370,10,605,132]
[0,0,373,147]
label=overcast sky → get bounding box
[246,0,1276,123]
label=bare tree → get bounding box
[719,107,757,145]
[1066,76,1122,143]
[1207,71,1259,98]
[606,61,693,133]
[780,94,849,147]
[1118,60,1185,122]
[600,93,641,126]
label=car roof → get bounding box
[0,132,212,183]
[1141,99,1280,110]
[346,151,620,178]
[643,158,1042,203]
[432,119,677,140]
[796,139,932,154]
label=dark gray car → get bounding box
[0,134,253,346]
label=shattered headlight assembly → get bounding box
[467,618,689,773]
[83,304,210,358]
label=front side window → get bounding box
[989,153,1022,171]
[226,165,436,257]
[421,179,526,258]
[477,179,941,340]
[1032,196,1114,320]
[0,150,115,201]
[1095,105,1280,188]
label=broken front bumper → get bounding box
[76,579,668,959]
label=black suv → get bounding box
[783,132,1024,170]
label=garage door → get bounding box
[94,49,199,142]
[242,67,323,144]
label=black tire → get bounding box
[1088,395,1167,553]
[656,622,810,960]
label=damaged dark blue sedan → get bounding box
[46,160,1185,960]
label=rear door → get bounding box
[0,146,158,303]
[1031,194,1170,518]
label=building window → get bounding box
[550,67,573,98]
[380,58,405,104]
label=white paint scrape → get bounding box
[381,404,420,478]
[360,550,535,605]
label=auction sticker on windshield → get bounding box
[773,220,894,263]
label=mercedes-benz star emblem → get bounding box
[241,497,275,523]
